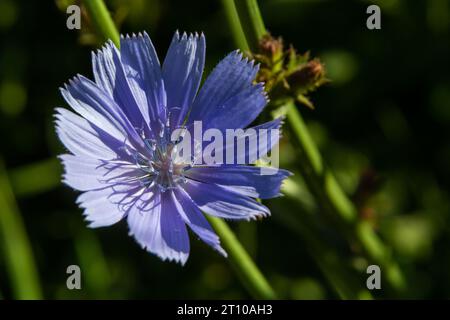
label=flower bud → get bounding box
[288,59,325,91]
[259,34,284,62]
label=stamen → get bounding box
[127,121,192,192]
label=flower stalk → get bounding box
[228,0,406,294]
[82,0,277,300]
[83,0,120,47]
[207,217,276,299]
[233,0,267,50]
[220,0,249,51]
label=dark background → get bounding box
[0,0,449,299]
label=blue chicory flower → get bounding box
[55,31,291,264]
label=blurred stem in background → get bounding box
[226,0,406,295]
[74,229,112,298]
[10,158,61,198]
[0,159,42,299]
[277,179,373,299]
[282,100,405,293]
[82,0,277,300]
[8,159,112,299]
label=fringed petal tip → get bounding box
[125,228,189,265]
[172,30,205,42]
[138,237,190,265]
[209,242,227,258]
[91,40,117,62]
[139,243,190,266]
[218,209,271,223]
[230,49,260,72]
[120,31,147,40]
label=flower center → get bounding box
[128,122,191,192]
[133,138,190,192]
[121,112,195,192]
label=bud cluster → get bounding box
[251,34,328,109]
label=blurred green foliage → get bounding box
[0,0,449,299]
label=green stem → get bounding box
[10,158,61,198]
[233,0,267,50]
[83,0,276,300]
[207,217,276,299]
[221,0,250,51]
[83,0,120,47]
[74,229,111,298]
[285,101,355,225]
[229,0,406,294]
[280,179,373,300]
[284,101,406,292]
[0,160,42,299]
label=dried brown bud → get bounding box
[258,34,284,60]
[288,59,325,90]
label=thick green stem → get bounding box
[0,160,42,299]
[207,217,276,299]
[83,0,120,47]
[221,0,250,51]
[233,0,267,50]
[285,101,355,225]
[82,0,276,300]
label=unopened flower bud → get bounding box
[288,59,325,91]
[259,34,284,61]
